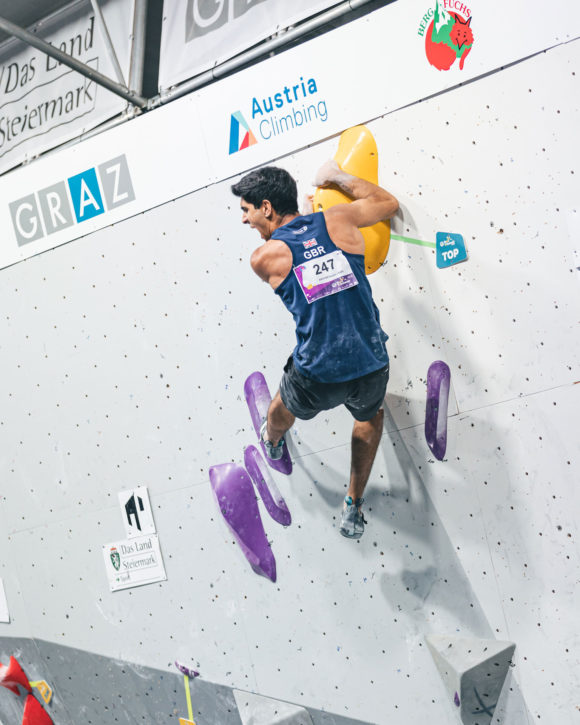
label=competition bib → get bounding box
[294,250,358,304]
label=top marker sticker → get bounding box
[436,232,467,268]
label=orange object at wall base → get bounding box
[22,694,53,725]
[0,656,32,695]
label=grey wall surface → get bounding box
[0,637,371,724]
[0,35,578,725]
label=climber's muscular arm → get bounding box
[315,160,399,255]
[250,240,292,290]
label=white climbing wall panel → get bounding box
[0,25,579,725]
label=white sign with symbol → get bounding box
[118,486,156,539]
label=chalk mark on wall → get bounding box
[471,686,496,718]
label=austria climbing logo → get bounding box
[228,74,328,154]
[229,111,257,154]
[418,0,474,71]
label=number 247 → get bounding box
[313,259,334,275]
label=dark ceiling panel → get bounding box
[0,0,78,45]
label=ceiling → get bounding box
[0,0,164,99]
[0,0,391,99]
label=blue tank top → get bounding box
[272,212,389,383]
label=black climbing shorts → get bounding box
[279,355,389,422]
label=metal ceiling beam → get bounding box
[128,0,148,95]
[89,0,126,87]
[0,14,148,109]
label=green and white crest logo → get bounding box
[110,547,121,571]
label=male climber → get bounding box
[231,161,398,539]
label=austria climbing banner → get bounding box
[0,0,134,175]
[158,0,342,91]
[0,0,579,271]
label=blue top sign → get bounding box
[436,232,467,268]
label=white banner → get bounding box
[189,0,580,182]
[0,0,134,175]
[158,0,342,92]
[0,0,579,270]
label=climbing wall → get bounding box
[0,12,579,725]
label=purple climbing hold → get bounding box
[454,691,461,707]
[244,445,291,527]
[244,371,292,475]
[209,462,277,582]
[175,661,200,679]
[425,360,451,461]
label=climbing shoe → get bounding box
[339,496,366,539]
[260,420,285,461]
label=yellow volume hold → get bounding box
[313,125,390,275]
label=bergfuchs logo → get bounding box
[228,74,328,154]
[8,154,135,246]
[418,0,474,71]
